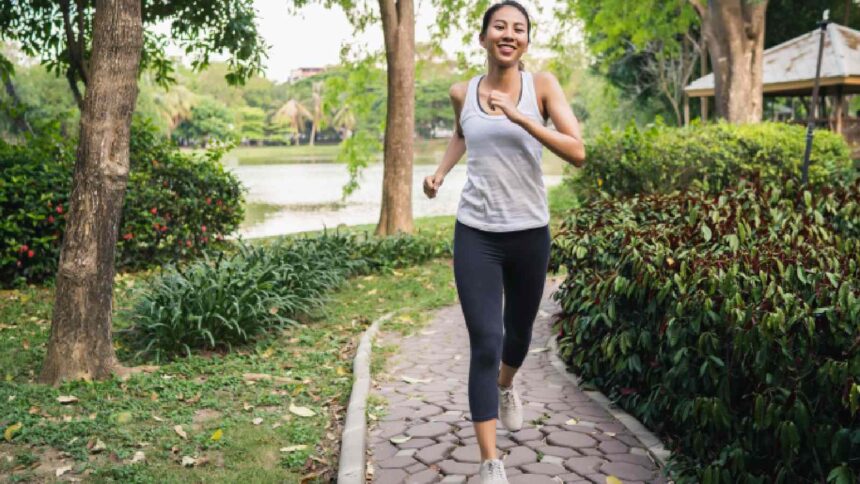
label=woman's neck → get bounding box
[484,63,521,90]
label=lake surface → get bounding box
[227,161,563,239]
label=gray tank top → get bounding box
[456,70,549,232]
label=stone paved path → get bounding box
[367,277,666,484]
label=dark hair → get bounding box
[480,0,530,71]
[481,0,531,42]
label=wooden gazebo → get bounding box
[685,23,860,157]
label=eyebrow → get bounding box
[493,20,526,26]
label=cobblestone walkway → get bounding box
[367,277,666,484]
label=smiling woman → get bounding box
[419,1,586,482]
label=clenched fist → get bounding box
[423,173,444,199]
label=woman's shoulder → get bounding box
[531,71,562,90]
[449,79,472,103]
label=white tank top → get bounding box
[456,70,549,232]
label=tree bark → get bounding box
[39,0,144,385]
[376,0,415,236]
[690,0,767,123]
[2,75,32,134]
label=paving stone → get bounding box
[405,468,439,483]
[509,475,559,484]
[406,422,453,438]
[439,475,467,483]
[375,468,408,483]
[521,461,568,475]
[406,462,428,473]
[606,452,655,468]
[414,442,456,465]
[558,473,588,483]
[600,461,656,480]
[535,444,580,458]
[450,444,500,463]
[564,456,607,475]
[395,448,417,457]
[378,455,418,469]
[598,440,629,454]
[510,428,543,442]
[540,454,566,466]
[502,446,538,466]
[397,437,436,449]
[546,430,598,448]
[437,459,478,475]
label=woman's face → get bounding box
[480,6,529,68]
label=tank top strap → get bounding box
[520,71,544,124]
[460,74,482,124]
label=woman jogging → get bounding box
[422,1,585,482]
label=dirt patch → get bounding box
[191,409,223,432]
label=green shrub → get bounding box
[550,178,860,482]
[0,117,244,286]
[575,121,853,197]
[123,228,452,361]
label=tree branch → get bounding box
[75,0,90,82]
[60,0,88,87]
[687,0,706,18]
[66,66,84,110]
[379,0,398,51]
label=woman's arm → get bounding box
[487,72,586,167]
[424,82,468,199]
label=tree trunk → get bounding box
[376,0,415,236]
[691,0,767,123]
[39,0,144,385]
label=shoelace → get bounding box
[488,460,505,480]
[500,386,516,406]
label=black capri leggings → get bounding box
[452,219,552,422]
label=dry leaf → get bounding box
[288,403,315,417]
[271,422,282,429]
[605,431,617,437]
[279,444,307,452]
[129,451,146,464]
[181,456,196,467]
[401,375,431,384]
[152,415,164,422]
[4,422,22,441]
[174,425,188,440]
[389,435,411,444]
[90,439,106,453]
[57,395,78,404]
[55,465,72,477]
[606,477,622,484]
[565,418,578,425]
[252,418,263,425]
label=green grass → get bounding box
[0,214,459,483]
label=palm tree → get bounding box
[273,98,311,144]
[152,85,197,131]
[331,104,356,140]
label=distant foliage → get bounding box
[551,178,860,482]
[576,121,853,197]
[0,118,244,286]
[123,228,453,361]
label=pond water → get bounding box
[227,160,563,239]
[221,141,568,238]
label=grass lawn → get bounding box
[0,218,459,483]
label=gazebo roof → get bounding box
[686,22,860,97]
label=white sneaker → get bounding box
[479,458,509,484]
[498,383,523,431]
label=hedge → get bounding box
[0,117,244,286]
[575,121,853,197]
[550,178,860,482]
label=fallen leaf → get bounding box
[210,429,223,441]
[389,435,411,444]
[114,411,133,424]
[280,444,307,452]
[606,477,623,484]
[288,403,315,417]
[55,465,72,477]
[185,393,201,404]
[174,425,188,439]
[90,439,106,453]
[152,415,164,422]
[129,451,146,464]
[252,418,263,425]
[401,375,431,384]
[605,431,617,437]
[335,366,347,376]
[565,418,578,425]
[181,456,196,467]
[272,422,282,429]
[4,422,22,441]
[57,395,78,404]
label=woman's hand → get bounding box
[487,89,525,124]
[423,173,445,199]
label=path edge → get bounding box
[545,329,672,467]
[337,311,396,484]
